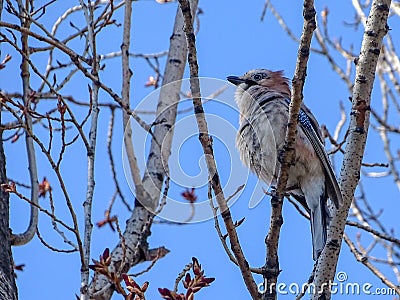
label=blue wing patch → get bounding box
[298,109,313,131]
[284,98,314,132]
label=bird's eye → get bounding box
[253,73,268,81]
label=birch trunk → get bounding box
[312,1,391,298]
[90,1,198,299]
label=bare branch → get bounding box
[79,0,101,297]
[343,233,400,294]
[106,108,131,211]
[312,1,391,298]
[90,2,199,298]
[263,1,316,299]
[10,1,38,247]
[178,0,260,299]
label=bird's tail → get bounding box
[310,195,329,260]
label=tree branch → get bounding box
[312,1,391,298]
[90,2,199,298]
[10,0,39,247]
[178,0,260,299]
[263,1,316,299]
[343,233,400,294]
[121,0,145,202]
[78,0,101,298]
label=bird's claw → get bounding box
[277,148,295,166]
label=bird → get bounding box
[227,69,343,260]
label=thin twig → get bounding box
[173,262,192,293]
[107,108,131,211]
[343,233,400,294]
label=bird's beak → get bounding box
[227,76,245,85]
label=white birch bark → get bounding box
[312,1,391,298]
[79,0,101,298]
[90,1,198,299]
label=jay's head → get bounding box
[227,69,290,97]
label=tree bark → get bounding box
[312,1,391,298]
[0,0,17,297]
[90,1,198,299]
[0,117,18,300]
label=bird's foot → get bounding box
[269,185,299,198]
[277,147,296,166]
[262,265,282,277]
[285,184,298,191]
[269,189,283,207]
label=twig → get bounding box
[343,233,400,294]
[333,102,347,142]
[295,264,317,300]
[0,35,91,150]
[0,21,152,137]
[107,108,131,211]
[131,257,158,278]
[326,128,349,155]
[260,0,270,21]
[36,227,77,253]
[378,127,400,190]
[1,96,85,265]
[2,184,76,233]
[173,262,192,293]
[208,183,263,275]
[47,185,79,250]
[314,28,354,91]
[266,1,323,55]
[208,183,238,266]
[361,162,389,167]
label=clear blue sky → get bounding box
[2,0,399,299]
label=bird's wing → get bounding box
[299,103,324,142]
[285,99,343,208]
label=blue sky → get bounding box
[1,0,399,299]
